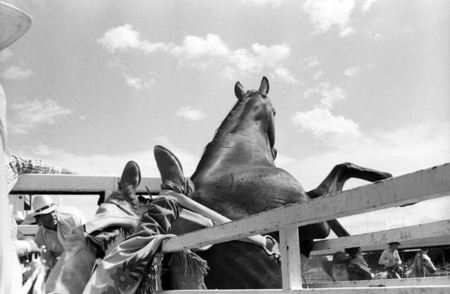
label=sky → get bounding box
[2,0,449,237]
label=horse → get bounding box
[405,251,436,278]
[181,77,392,289]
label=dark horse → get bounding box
[188,77,392,289]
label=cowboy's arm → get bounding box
[9,155,73,175]
[395,251,402,265]
[7,155,73,191]
[34,228,57,267]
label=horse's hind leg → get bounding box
[306,162,392,198]
[306,162,392,237]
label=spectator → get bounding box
[346,247,373,280]
[6,155,74,265]
[378,241,402,279]
[31,195,84,270]
[322,251,351,281]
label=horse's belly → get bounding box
[192,167,309,220]
[198,241,282,289]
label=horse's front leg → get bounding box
[306,162,392,237]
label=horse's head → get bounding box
[419,251,436,274]
[234,76,277,157]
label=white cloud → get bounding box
[1,65,33,80]
[344,66,360,77]
[99,27,294,83]
[304,56,319,67]
[302,0,355,37]
[9,99,72,134]
[172,34,230,59]
[241,0,282,7]
[123,74,154,90]
[0,48,13,63]
[98,24,173,53]
[294,82,360,143]
[292,107,360,141]
[175,106,206,121]
[272,68,300,84]
[303,82,346,109]
[313,70,323,80]
[361,0,378,13]
[340,26,355,37]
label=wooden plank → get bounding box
[280,227,302,290]
[11,174,162,194]
[159,285,450,293]
[163,163,450,252]
[311,220,450,255]
[308,276,450,288]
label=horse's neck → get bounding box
[192,100,272,179]
[411,258,424,277]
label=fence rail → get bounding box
[12,163,450,292]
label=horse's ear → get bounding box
[259,76,269,95]
[235,81,245,101]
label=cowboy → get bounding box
[45,146,209,293]
[345,247,373,280]
[322,251,351,281]
[31,195,84,269]
[379,241,402,279]
[0,1,34,292]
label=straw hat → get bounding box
[30,195,57,217]
[388,241,401,246]
[0,1,32,51]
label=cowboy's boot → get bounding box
[109,161,141,213]
[153,145,194,197]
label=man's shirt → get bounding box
[378,248,402,267]
[34,211,83,267]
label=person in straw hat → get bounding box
[379,241,402,279]
[0,1,33,292]
[31,195,84,270]
[322,251,351,281]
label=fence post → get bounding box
[279,226,302,290]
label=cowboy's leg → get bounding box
[46,161,142,294]
[154,145,210,290]
[83,197,180,294]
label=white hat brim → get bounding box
[0,2,32,51]
[30,204,57,217]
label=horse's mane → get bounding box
[191,90,261,180]
[191,101,240,179]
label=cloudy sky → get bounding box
[2,0,449,235]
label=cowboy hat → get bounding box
[388,241,401,246]
[30,195,57,217]
[0,1,32,51]
[331,251,351,264]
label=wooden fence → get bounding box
[11,163,450,293]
